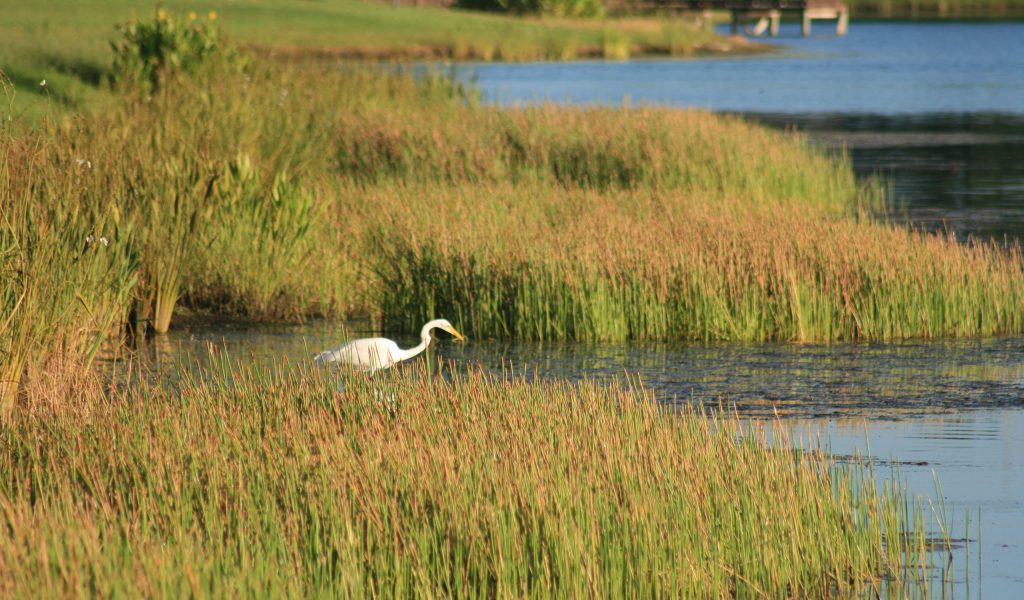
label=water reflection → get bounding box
[127,318,1024,418]
[752,112,1024,240]
[780,411,1024,597]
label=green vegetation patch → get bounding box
[5,12,1024,408]
[0,0,736,122]
[7,51,1024,407]
[0,363,939,596]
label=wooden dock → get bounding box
[729,0,848,37]
[637,0,848,37]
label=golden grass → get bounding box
[5,57,1024,405]
[0,361,941,597]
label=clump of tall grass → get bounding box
[601,27,632,59]
[368,182,1024,342]
[111,9,236,89]
[185,154,324,319]
[0,362,942,596]
[0,58,364,399]
[0,134,137,412]
[128,155,216,333]
[335,103,863,215]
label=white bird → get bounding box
[313,319,465,374]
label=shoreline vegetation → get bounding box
[0,0,755,123]
[5,10,1024,407]
[0,362,947,596]
[0,7,970,594]
[3,0,1017,120]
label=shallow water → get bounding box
[457,21,1024,241]
[123,318,1024,595]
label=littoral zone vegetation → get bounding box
[0,5,978,596]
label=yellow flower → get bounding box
[157,8,168,20]
[188,11,197,21]
[208,10,218,21]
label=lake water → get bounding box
[460,21,1024,241]
[134,22,1024,596]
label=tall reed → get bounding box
[335,101,864,216]
[364,178,1024,342]
[186,155,323,319]
[0,133,137,412]
[0,362,944,596]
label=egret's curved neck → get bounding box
[394,325,434,362]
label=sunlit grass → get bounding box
[0,0,729,123]
[6,59,1024,405]
[0,361,942,596]
[368,181,1024,342]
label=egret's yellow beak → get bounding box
[449,327,466,342]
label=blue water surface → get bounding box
[463,21,1024,114]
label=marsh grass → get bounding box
[8,58,1024,399]
[0,361,943,596]
[186,155,323,319]
[0,135,138,411]
[334,101,864,213]
[369,182,1024,342]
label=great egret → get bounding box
[313,319,465,374]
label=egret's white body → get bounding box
[313,319,464,374]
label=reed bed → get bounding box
[335,101,862,215]
[367,182,1024,342]
[6,54,1024,402]
[0,134,137,412]
[0,363,940,597]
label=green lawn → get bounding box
[0,0,726,122]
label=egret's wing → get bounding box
[313,338,400,373]
[313,340,363,368]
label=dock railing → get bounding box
[630,0,848,36]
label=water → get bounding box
[465,22,1024,114]
[459,21,1024,240]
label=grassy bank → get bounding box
[0,0,744,123]
[0,363,943,596]
[369,182,1024,342]
[7,52,1024,406]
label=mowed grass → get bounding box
[0,362,942,597]
[0,0,726,122]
